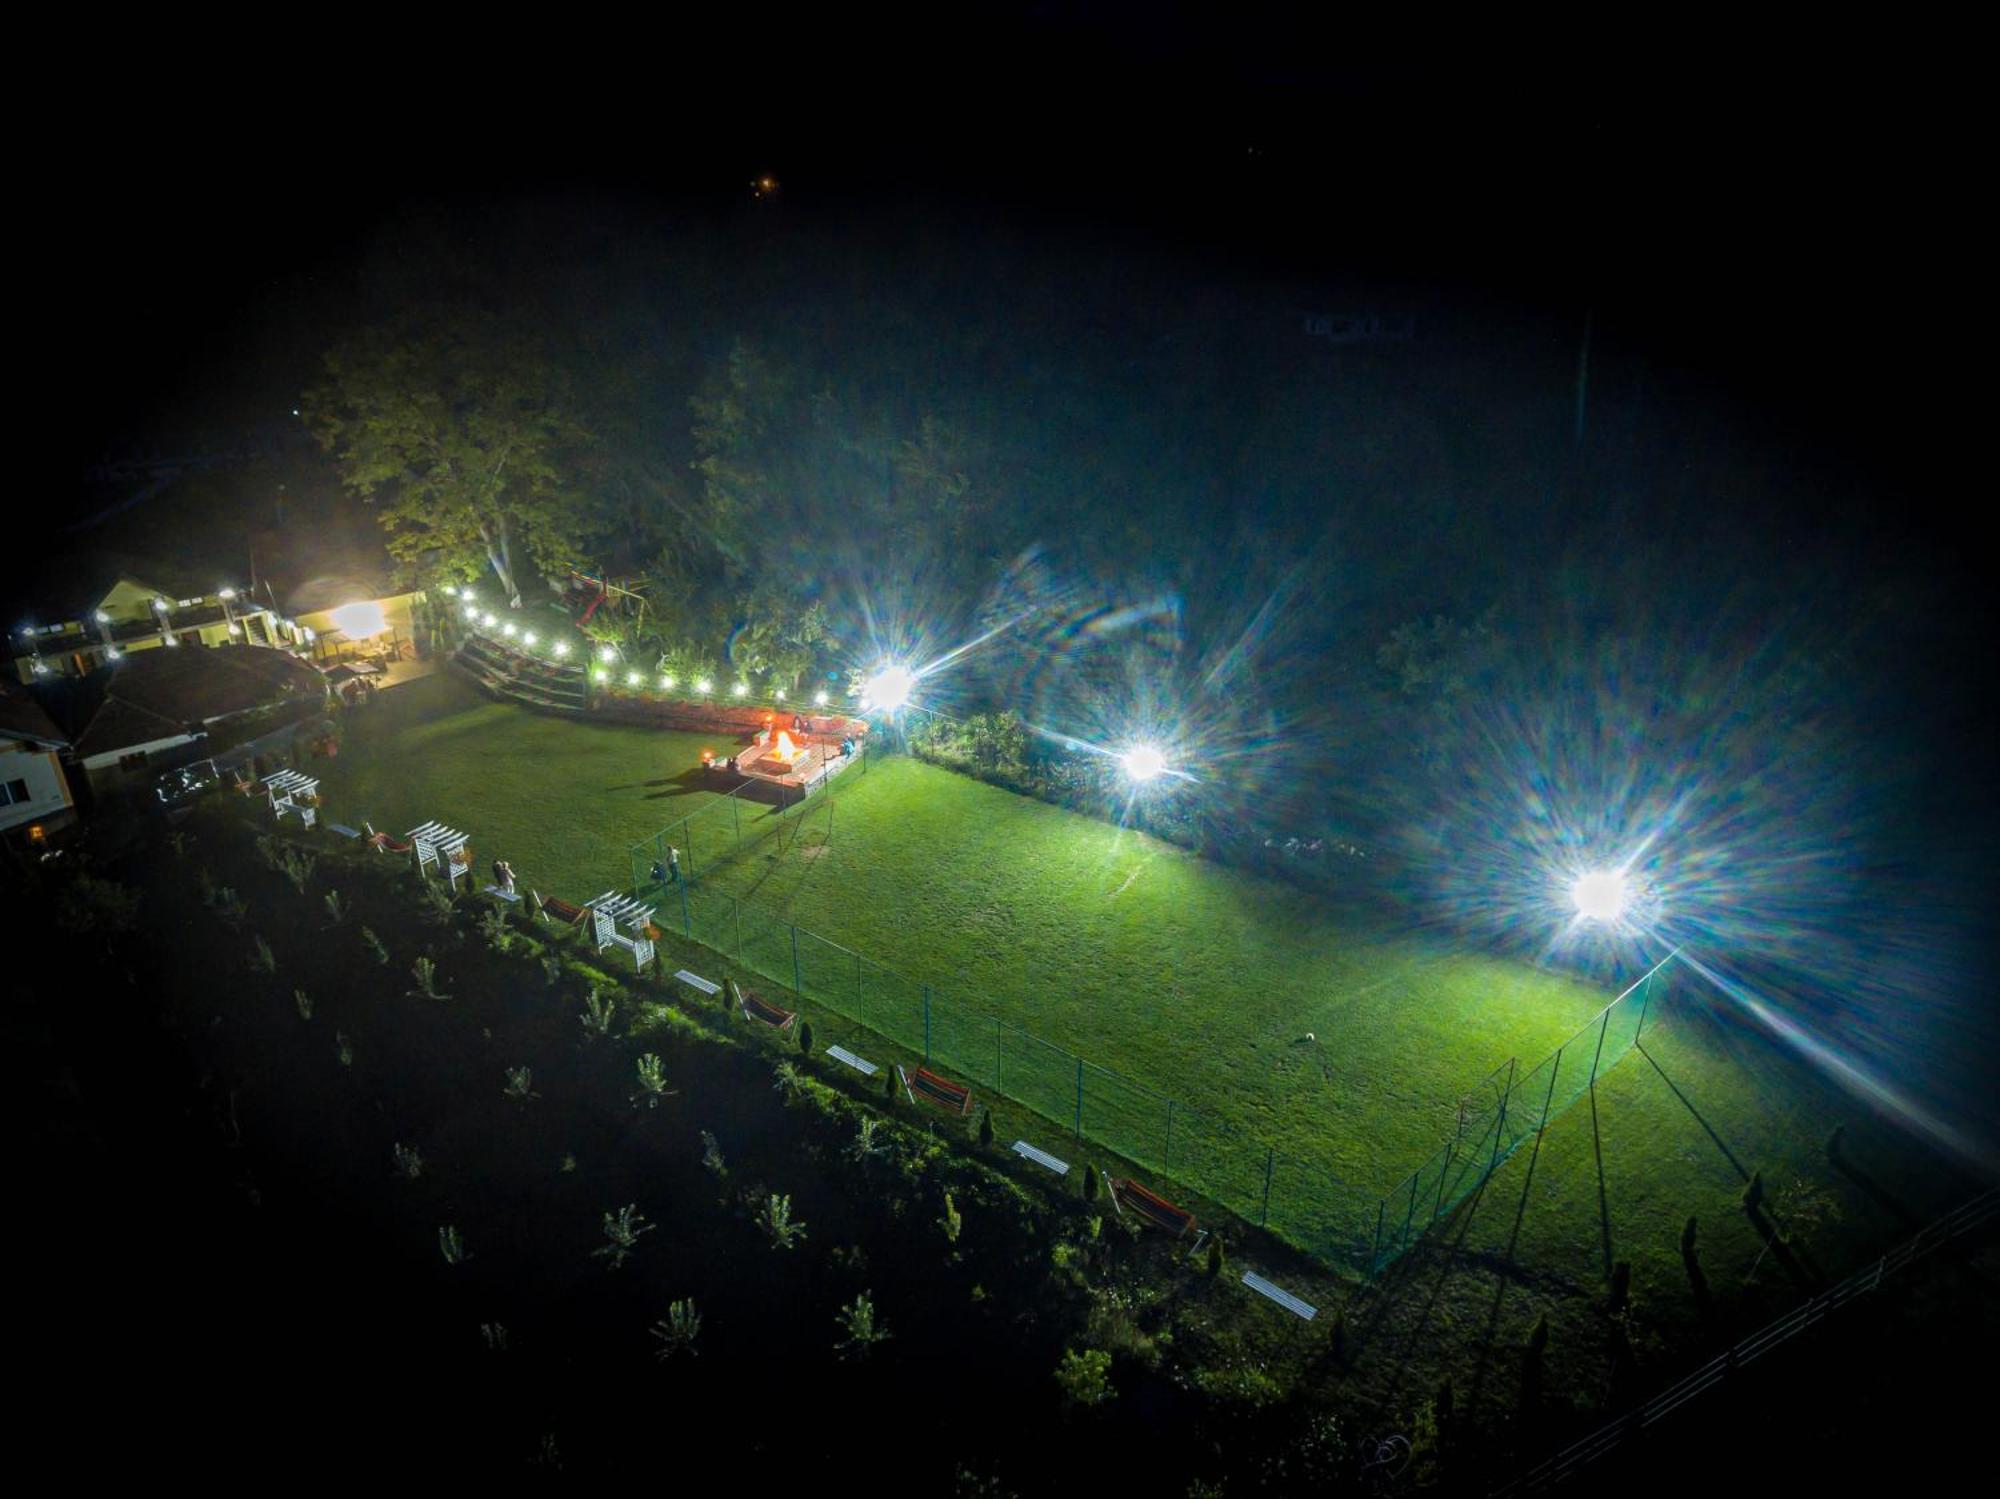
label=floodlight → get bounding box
[522,632,537,647]
[553,641,571,658]
[462,604,477,619]
[662,675,677,690]
[598,646,617,664]
[227,622,242,636]
[1121,744,1167,783]
[482,612,497,627]
[774,688,786,700]
[591,667,608,682]
[94,611,110,623]
[813,689,829,706]
[219,587,237,600]
[152,597,169,612]
[106,648,122,660]
[502,623,517,638]
[696,677,713,694]
[302,627,316,643]
[732,682,748,697]
[864,663,915,711]
[626,670,642,687]
[1571,869,1629,923]
[164,634,180,647]
[332,602,386,639]
[442,585,457,597]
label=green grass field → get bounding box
[316,672,1964,1278]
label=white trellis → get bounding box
[407,821,473,889]
[586,891,657,972]
[264,769,319,830]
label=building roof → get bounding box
[0,677,69,746]
[70,643,327,760]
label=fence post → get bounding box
[1165,1098,1175,1170]
[1541,1045,1563,1132]
[732,792,741,845]
[679,878,690,939]
[1589,1006,1611,1087]
[791,926,802,995]
[1402,1171,1418,1251]
[1074,1058,1084,1139]
[854,950,863,1019]
[1261,1147,1275,1227]
[923,985,931,1062]
[1372,1199,1385,1270]
[1635,969,1657,1039]
[1433,1141,1455,1221]
[995,1016,1003,1089]
[732,898,741,960]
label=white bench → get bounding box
[826,1044,878,1077]
[1241,1271,1317,1321]
[482,885,521,903]
[1011,1140,1071,1176]
[675,970,721,997]
[409,820,472,889]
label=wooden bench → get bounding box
[1241,1271,1317,1321]
[740,989,796,1032]
[905,1065,972,1116]
[826,1045,878,1077]
[674,969,721,998]
[1012,1140,1070,1176]
[1111,1177,1196,1239]
[532,892,590,926]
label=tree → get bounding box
[305,308,594,606]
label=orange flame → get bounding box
[772,729,800,765]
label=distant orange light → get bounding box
[27,824,46,845]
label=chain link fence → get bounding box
[1366,951,1680,1272]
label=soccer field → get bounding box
[318,672,1630,1255]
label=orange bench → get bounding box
[1111,1177,1196,1239]
[533,892,591,926]
[740,989,797,1032]
[907,1066,972,1115]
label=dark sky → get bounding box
[62,17,1975,506]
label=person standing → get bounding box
[493,859,516,896]
[667,846,681,885]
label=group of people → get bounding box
[649,847,683,887]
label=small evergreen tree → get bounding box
[978,1108,995,1148]
[1206,1235,1225,1278]
[1082,1163,1099,1202]
[798,1019,814,1054]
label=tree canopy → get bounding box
[304,308,594,605]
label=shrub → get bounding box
[322,890,347,926]
[361,926,390,964]
[758,1193,807,1250]
[1082,1163,1099,1202]
[939,1190,962,1244]
[392,1143,423,1179]
[798,1019,814,1055]
[248,934,277,974]
[1206,1236,1225,1278]
[834,1291,892,1359]
[592,1204,655,1270]
[438,1225,468,1264]
[651,1300,701,1359]
[1054,1347,1115,1407]
[293,988,313,1020]
[978,1108,995,1148]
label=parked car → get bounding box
[154,758,220,808]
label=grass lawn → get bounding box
[317,674,1623,1256]
[313,674,1962,1279]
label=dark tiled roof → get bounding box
[0,677,68,746]
[71,643,326,759]
[73,697,190,760]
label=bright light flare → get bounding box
[1570,869,1630,923]
[863,663,915,711]
[1122,744,1168,783]
[813,689,829,706]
